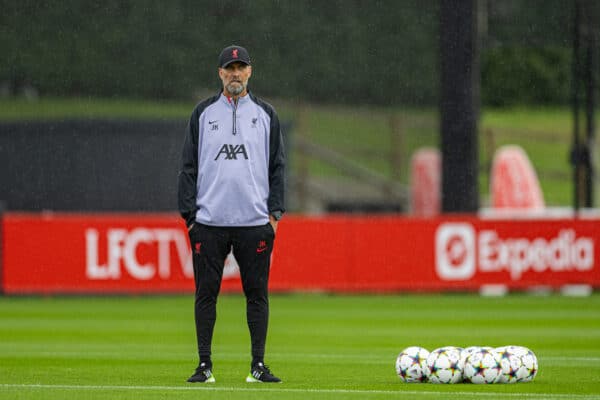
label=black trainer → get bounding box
[187,362,215,383]
[246,362,282,383]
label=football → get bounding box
[463,348,502,384]
[460,346,493,367]
[518,347,539,382]
[495,345,538,383]
[495,346,523,383]
[425,346,464,384]
[395,346,430,383]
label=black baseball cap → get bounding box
[218,45,251,68]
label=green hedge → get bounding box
[1,0,575,106]
[481,46,572,106]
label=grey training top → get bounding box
[178,92,285,227]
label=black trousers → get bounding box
[188,223,275,364]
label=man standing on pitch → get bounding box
[178,45,285,383]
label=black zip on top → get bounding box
[232,98,238,135]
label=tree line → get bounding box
[1,0,575,106]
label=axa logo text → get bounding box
[214,144,248,160]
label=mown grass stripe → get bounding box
[1,384,599,399]
[2,350,599,363]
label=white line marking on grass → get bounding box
[1,384,600,399]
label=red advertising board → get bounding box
[1,212,599,294]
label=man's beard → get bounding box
[226,81,245,96]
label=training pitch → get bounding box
[0,293,599,399]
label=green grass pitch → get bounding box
[1,293,599,399]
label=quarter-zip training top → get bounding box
[178,92,285,227]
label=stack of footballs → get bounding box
[395,345,538,384]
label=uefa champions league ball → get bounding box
[462,348,502,384]
[425,346,464,384]
[496,346,538,383]
[394,344,537,384]
[517,347,538,382]
[460,346,493,367]
[495,346,524,384]
[395,346,430,383]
